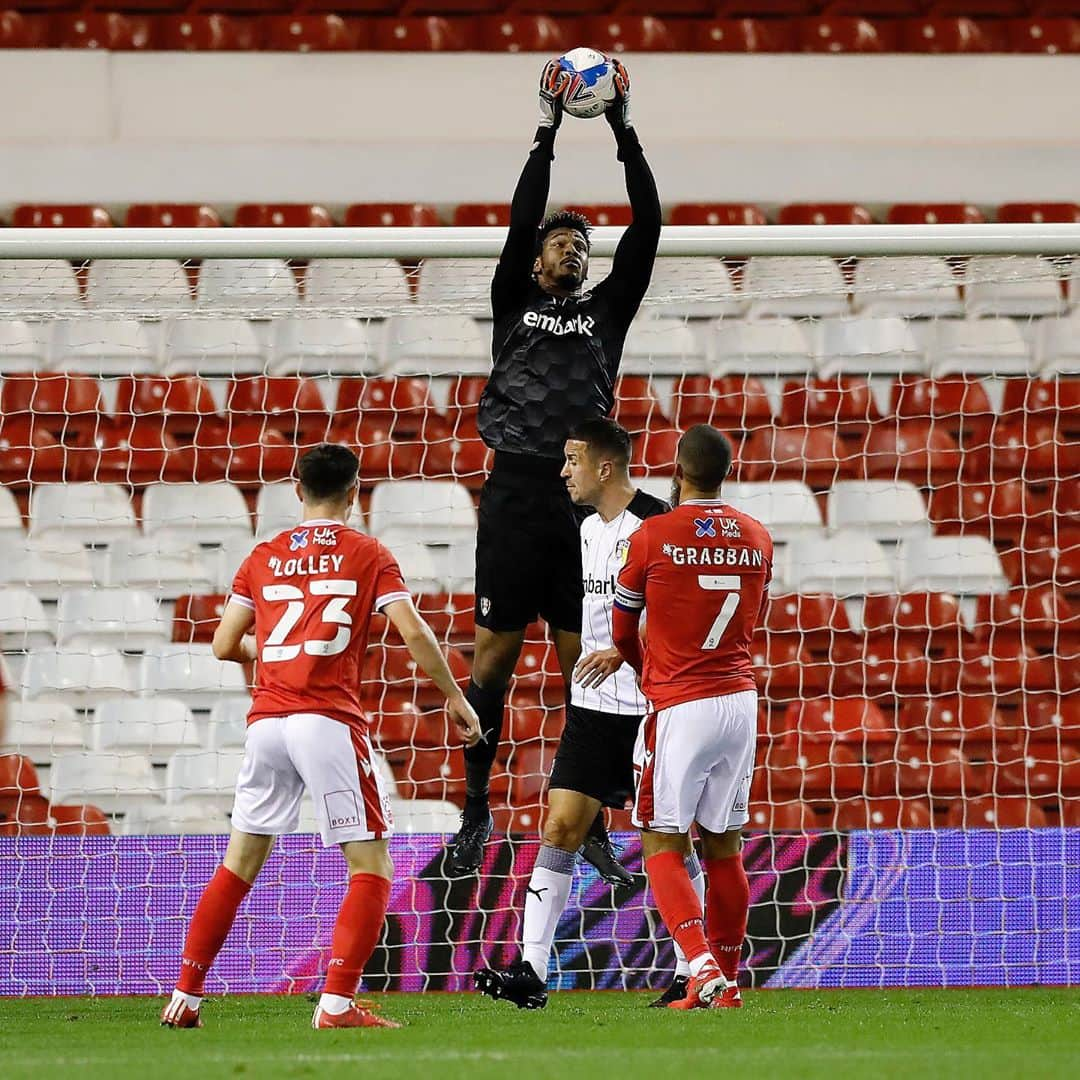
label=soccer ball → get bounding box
[556,48,618,120]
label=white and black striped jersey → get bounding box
[572,489,669,715]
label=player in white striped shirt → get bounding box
[476,418,703,1009]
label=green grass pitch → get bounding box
[3,990,1078,1080]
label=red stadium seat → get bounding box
[672,375,773,431]
[831,798,934,830]
[862,420,963,486]
[958,640,1057,696]
[578,15,683,51]
[370,18,479,50]
[686,18,797,51]
[946,796,1048,827]
[562,204,633,227]
[1022,694,1080,741]
[415,592,475,646]
[372,700,435,758]
[148,16,259,51]
[234,203,335,227]
[863,592,968,654]
[742,425,853,487]
[876,741,981,798]
[193,419,298,485]
[746,800,820,830]
[1002,377,1080,432]
[996,744,1080,798]
[113,375,216,438]
[336,376,434,431]
[765,593,851,655]
[785,698,894,745]
[614,376,671,430]
[451,437,491,489]
[976,586,1080,650]
[889,374,993,445]
[344,203,441,228]
[927,480,1049,543]
[777,202,875,224]
[364,644,469,712]
[965,418,1072,482]
[0,796,52,836]
[53,13,153,49]
[333,418,425,483]
[900,17,1003,52]
[477,15,568,51]
[1003,18,1080,53]
[1000,531,1079,589]
[70,417,197,486]
[669,203,768,226]
[779,376,879,437]
[259,16,358,51]
[0,755,41,797]
[752,636,827,699]
[1,373,104,442]
[630,427,682,477]
[898,694,1001,744]
[507,705,563,747]
[796,16,895,52]
[0,12,48,48]
[999,201,1080,222]
[50,804,111,835]
[393,747,466,801]
[124,202,223,227]
[13,204,112,227]
[173,594,227,644]
[886,202,986,224]
[512,640,565,706]
[0,420,68,485]
[831,638,935,698]
[446,374,488,421]
[452,204,511,227]
[226,376,330,441]
[755,742,864,801]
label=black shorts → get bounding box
[549,703,643,809]
[474,452,584,634]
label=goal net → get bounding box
[0,225,1076,995]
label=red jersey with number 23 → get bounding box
[229,519,410,733]
[614,500,773,712]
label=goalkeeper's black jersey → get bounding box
[477,123,661,461]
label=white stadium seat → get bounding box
[383,314,490,376]
[389,798,462,834]
[48,751,160,814]
[723,482,824,543]
[1035,312,1080,375]
[28,483,137,543]
[164,748,245,811]
[49,319,159,375]
[138,643,249,708]
[89,698,200,762]
[966,256,1065,318]
[196,258,299,312]
[368,480,476,542]
[255,482,302,536]
[644,257,745,318]
[21,646,134,708]
[162,318,265,375]
[0,588,53,649]
[0,259,81,314]
[852,256,963,317]
[100,535,215,597]
[85,258,193,312]
[7,702,85,760]
[5,540,94,602]
[415,257,498,313]
[142,482,252,546]
[785,531,895,596]
[305,258,411,308]
[121,801,231,836]
[928,318,1035,377]
[896,535,1008,595]
[56,588,166,651]
[743,256,849,318]
[827,480,929,543]
[269,317,381,375]
[379,540,443,595]
[810,317,924,376]
[206,698,251,749]
[0,320,47,372]
[0,486,23,538]
[707,317,814,376]
[620,315,706,375]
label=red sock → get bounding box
[704,854,750,982]
[322,873,392,998]
[645,851,711,970]
[177,865,252,995]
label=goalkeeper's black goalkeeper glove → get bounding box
[538,57,569,133]
[604,58,633,132]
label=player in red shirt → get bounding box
[612,425,772,1010]
[161,444,480,1031]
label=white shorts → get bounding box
[632,690,757,835]
[231,713,394,846]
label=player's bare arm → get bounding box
[383,598,481,747]
[212,602,257,665]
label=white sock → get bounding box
[170,989,202,1011]
[688,952,714,978]
[674,853,706,978]
[521,845,575,982]
[318,993,353,1015]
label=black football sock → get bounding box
[463,680,507,820]
[586,810,609,844]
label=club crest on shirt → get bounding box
[616,538,631,565]
[480,596,492,617]
[289,529,310,551]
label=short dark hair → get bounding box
[677,425,733,492]
[538,210,592,252]
[569,417,632,468]
[298,443,359,501]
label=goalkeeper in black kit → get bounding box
[447,57,662,876]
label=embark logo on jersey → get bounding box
[584,574,616,595]
[289,529,309,551]
[522,309,595,336]
[324,789,360,830]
